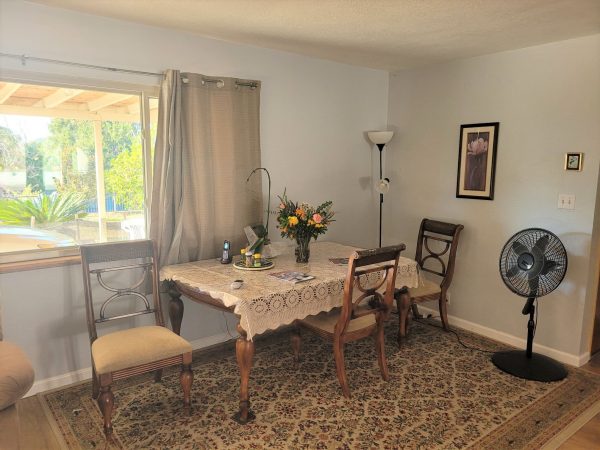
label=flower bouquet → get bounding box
[276,190,334,263]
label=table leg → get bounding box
[168,288,184,336]
[395,288,410,345]
[232,324,255,424]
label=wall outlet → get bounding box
[446,292,451,305]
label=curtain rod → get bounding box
[0,52,163,77]
[1,52,259,88]
[182,76,258,89]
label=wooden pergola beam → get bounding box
[0,104,142,123]
[87,93,133,112]
[34,88,83,108]
[0,83,21,104]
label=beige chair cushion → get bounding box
[92,326,192,375]
[0,341,35,411]
[301,308,376,334]
[408,278,441,300]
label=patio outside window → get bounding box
[0,81,157,260]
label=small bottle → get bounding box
[245,250,254,267]
[240,249,246,265]
[253,253,262,267]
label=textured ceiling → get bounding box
[28,0,600,71]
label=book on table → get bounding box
[269,271,315,283]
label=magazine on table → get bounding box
[269,271,315,283]
[329,258,349,266]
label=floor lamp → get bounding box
[367,131,394,247]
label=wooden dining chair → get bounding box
[395,219,464,341]
[291,244,405,398]
[80,239,193,438]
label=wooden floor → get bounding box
[2,352,600,449]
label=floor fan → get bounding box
[494,228,568,382]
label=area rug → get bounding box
[39,320,600,449]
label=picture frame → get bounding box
[565,153,583,171]
[456,122,499,200]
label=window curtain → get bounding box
[150,70,262,266]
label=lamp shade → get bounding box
[367,131,394,145]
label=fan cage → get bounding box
[499,228,568,298]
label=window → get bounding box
[0,81,158,263]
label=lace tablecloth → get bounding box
[161,241,420,340]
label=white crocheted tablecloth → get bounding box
[161,241,420,340]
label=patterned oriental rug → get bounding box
[40,320,600,449]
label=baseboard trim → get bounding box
[578,352,591,367]
[26,332,236,397]
[417,306,588,367]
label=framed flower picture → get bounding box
[456,122,500,200]
[565,153,583,171]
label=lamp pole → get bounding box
[367,130,394,248]
[377,143,385,248]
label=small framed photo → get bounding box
[565,153,583,171]
[456,122,500,200]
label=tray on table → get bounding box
[233,260,275,271]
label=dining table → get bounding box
[161,241,421,423]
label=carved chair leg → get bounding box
[154,369,163,382]
[97,374,114,437]
[375,317,389,381]
[233,325,255,424]
[291,326,301,369]
[439,292,449,331]
[333,337,350,398]
[411,303,423,319]
[180,364,193,413]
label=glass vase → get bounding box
[295,235,311,263]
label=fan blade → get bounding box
[512,241,529,256]
[541,260,557,275]
[528,276,539,295]
[506,265,521,278]
[533,234,550,255]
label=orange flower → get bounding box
[288,216,299,226]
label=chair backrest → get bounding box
[335,244,405,336]
[415,219,464,290]
[80,239,165,343]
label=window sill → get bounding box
[0,247,82,274]
[0,255,81,274]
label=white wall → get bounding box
[386,35,600,361]
[0,0,389,390]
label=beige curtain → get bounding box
[150,70,262,266]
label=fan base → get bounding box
[492,350,567,382]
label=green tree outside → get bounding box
[0,126,23,171]
[48,118,141,202]
[25,141,45,193]
[105,141,144,211]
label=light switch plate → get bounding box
[558,194,575,210]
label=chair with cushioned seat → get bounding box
[395,219,464,341]
[291,244,405,398]
[0,306,35,450]
[80,239,193,438]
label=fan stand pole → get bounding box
[491,297,567,382]
[524,297,535,359]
